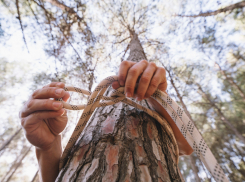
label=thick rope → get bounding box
[57,75,229,182]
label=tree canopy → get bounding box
[0,0,244,181]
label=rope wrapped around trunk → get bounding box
[57,75,229,182]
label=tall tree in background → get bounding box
[173,1,245,180]
[0,0,94,181]
[169,62,245,181]
[163,65,202,182]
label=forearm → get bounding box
[36,135,62,182]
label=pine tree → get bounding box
[56,29,183,182]
[1,0,245,181]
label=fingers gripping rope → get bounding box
[57,75,229,182]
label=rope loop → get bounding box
[57,75,229,182]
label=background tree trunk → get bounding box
[56,31,183,182]
[31,170,39,182]
[196,83,245,144]
[1,146,32,182]
[164,66,201,182]
[178,1,245,17]
[0,127,22,152]
[215,62,245,102]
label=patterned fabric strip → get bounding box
[57,75,229,182]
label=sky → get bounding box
[0,0,244,181]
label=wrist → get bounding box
[36,135,62,161]
[36,135,62,182]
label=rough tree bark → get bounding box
[178,1,245,18]
[197,83,245,144]
[56,30,184,182]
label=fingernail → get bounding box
[126,92,131,97]
[55,89,63,95]
[53,102,62,109]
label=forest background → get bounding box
[0,0,244,181]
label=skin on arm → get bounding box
[20,82,70,182]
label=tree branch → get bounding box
[178,1,245,18]
[114,36,130,44]
[196,83,245,144]
[44,0,83,21]
[121,42,130,62]
[30,170,39,182]
[31,0,84,62]
[0,127,22,152]
[215,62,245,102]
[101,0,128,29]
[16,0,29,52]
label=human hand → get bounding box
[20,82,70,151]
[112,60,167,101]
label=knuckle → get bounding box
[47,87,53,94]
[121,60,130,67]
[31,89,39,98]
[149,62,157,68]
[129,68,138,75]
[46,87,56,96]
[162,82,168,91]
[42,100,50,108]
[150,79,159,88]
[140,60,148,65]
[159,67,166,75]
[125,84,135,91]
[140,76,150,84]
[118,74,126,81]
[27,100,34,109]
[57,82,64,87]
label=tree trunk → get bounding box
[1,146,32,182]
[178,1,245,18]
[165,67,201,182]
[197,83,245,144]
[31,170,39,182]
[56,31,183,181]
[216,62,245,102]
[0,127,22,152]
[189,154,201,182]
